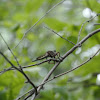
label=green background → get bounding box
[0,0,100,100]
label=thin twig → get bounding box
[15,89,34,100]
[0,67,13,75]
[0,33,22,70]
[44,26,75,45]
[0,58,60,75]
[0,52,21,72]
[15,0,66,48]
[0,33,37,95]
[77,13,100,43]
[23,90,35,100]
[94,23,100,26]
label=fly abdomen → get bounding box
[36,53,48,60]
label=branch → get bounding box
[94,23,100,26]
[0,33,37,95]
[15,0,66,48]
[31,28,100,100]
[26,47,100,97]
[0,33,22,70]
[0,52,21,73]
[15,89,34,100]
[0,58,61,75]
[77,13,100,43]
[44,26,75,45]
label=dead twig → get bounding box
[77,13,100,43]
[44,26,75,45]
[15,0,66,48]
[0,58,61,75]
[0,33,37,95]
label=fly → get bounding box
[32,50,60,63]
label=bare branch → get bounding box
[0,58,61,75]
[15,89,34,100]
[0,51,21,72]
[0,33,22,70]
[77,14,100,43]
[94,23,100,26]
[0,33,37,95]
[31,28,100,100]
[15,0,66,48]
[44,26,75,45]
[23,90,35,100]
[0,67,13,75]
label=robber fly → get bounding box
[32,50,60,64]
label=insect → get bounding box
[32,50,60,64]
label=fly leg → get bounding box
[55,52,63,62]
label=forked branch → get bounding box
[31,29,100,100]
[77,13,100,43]
[0,33,37,95]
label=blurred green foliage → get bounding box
[0,0,100,100]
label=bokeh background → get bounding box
[0,0,100,100]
